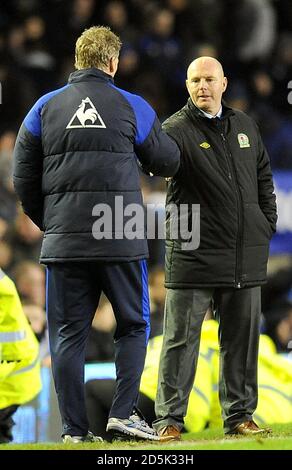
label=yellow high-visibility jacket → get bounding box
[140,320,292,431]
[256,335,292,425]
[0,270,42,409]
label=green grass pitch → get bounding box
[1,423,292,450]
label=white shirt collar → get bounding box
[198,105,223,119]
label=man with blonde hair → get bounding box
[13,26,179,442]
[75,26,122,70]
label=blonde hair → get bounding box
[75,26,122,70]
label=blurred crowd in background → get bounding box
[0,0,292,365]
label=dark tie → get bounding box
[212,116,221,126]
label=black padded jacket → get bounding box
[164,99,277,288]
[13,68,180,263]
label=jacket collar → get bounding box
[186,98,235,121]
[68,67,114,84]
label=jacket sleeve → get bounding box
[133,97,180,177]
[257,131,278,233]
[13,114,44,230]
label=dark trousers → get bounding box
[46,260,150,436]
[0,405,18,443]
[154,286,261,433]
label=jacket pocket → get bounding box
[243,203,272,247]
[258,207,273,239]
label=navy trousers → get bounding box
[46,260,150,436]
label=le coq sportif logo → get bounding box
[66,97,106,129]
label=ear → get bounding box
[186,79,190,95]
[222,76,228,93]
[109,57,115,73]
[109,57,119,76]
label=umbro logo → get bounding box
[66,97,106,129]
[199,141,211,149]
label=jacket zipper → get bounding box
[218,125,243,288]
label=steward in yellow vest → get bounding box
[0,269,42,443]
